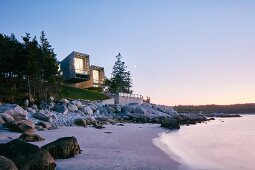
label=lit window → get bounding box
[93,70,99,83]
[74,58,84,74]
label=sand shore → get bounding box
[0,124,180,170]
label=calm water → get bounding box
[155,115,255,170]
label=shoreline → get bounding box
[0,123,181,170]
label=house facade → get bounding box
[60,51,105,89]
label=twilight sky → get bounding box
[1,0,255,105]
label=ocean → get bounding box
[154,115,255,170]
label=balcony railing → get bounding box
[118,92,143,99]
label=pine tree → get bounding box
[106,53,132,93]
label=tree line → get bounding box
[173,103,255,114]
[0,31,61,103]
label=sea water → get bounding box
[154,115,255,170]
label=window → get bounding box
[93,70,99,83]
[74,58,84,74]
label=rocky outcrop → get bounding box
[0,139,56,170]
[0,100,210,131]
[19,133,45,142]
[42,136,81,159]
[0,104,28,121]
[0,155,18,170]
[5,120,36,133]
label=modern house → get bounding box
[60,51,105,89]
[60,51,91,83]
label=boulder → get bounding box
[5,120,36,133]
[0,104,28,121]
[97,105,108,115]
[54,104,69,114]
[48,102,55,110]
[59,98,70,104]
[71,100,83,109]
[0,155,18,170]
[74,118,87,127]
[133,107,148,116]
[88,104,97,112]
[0,139,56,170]
[31,104,38,110]
[0,113,14,123]
[24,99,29,107]
[49,96,54,102]
[68,103,78,112]
[160,118,180,129]
[39,101,49,110]
[105,106,115,113]
[19,133,45,142]
[86,116,96,125]
[36,121,51,129]
[115,105,122,113]
[42,137,81,159]
[0,116,5,125]
[32,111,52,122]
[83,106,93,115]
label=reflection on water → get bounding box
[156,115,255,170]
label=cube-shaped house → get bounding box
[73,65,105,89]
[60,51,90,83]
[60,51,105,89]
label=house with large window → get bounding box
[60,51,105,89]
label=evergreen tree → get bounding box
[106,53,132,93]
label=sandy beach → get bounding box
[0,124,180,170]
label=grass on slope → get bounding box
[60,86,110,101]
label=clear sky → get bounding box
[1,0,255,105]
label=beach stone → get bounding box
[88,104,97,112]
[36,121,51,129]
[0,113,14,123]
[24,99,29,107]
[0,155,18,170]
[5,120,36,133]
[115,105,122,113]
[0,104,28,121]
[32,111,52,122]
[59,98,70,104]
[0,116,5,125]
[160,118,180,129]
[48,102,55,110]
[31,104,38,110]
[0,139,56,170]
[74,118,87,127]
[105,106,116,113]
[39,101,49,110]
[86,116,96,125]
[54,104,69,114]
[49,96,54,102]
[71,100,83,109]
[19,133,45,142]
[68,103,78,112]
[97,105,108,115]
[83,106,93,115]
[42,136,81,159]
[26,107,37,114]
